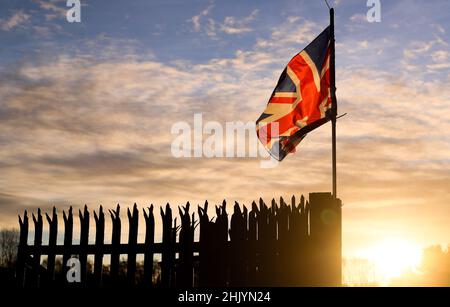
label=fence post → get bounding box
[127,203,139,286]
[93,206,105,287]
[143,205,155,287]
[45,207,58,286]
[109,204,121,285]
[17,210,28,288]
[62,207,73,286]
[79,205,89,287]
[309,192,342,286]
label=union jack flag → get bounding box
[256,26,333,161]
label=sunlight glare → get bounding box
[358,238,422,284]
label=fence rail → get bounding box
[16,192,342,288]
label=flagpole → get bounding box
[330,8,337,198]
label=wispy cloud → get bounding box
[349,13,366,23]
[189,5,259,37]
[190,3,214,32]
[220,9,258,34]
[0,10,30,31]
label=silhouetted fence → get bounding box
[16,192,341,287]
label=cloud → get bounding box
[349,13,367,23]
[399,24,450,75]
[189,3,214,32]
[431,23,445,34]
[220,9,258,34]
[403,41,435,59]
[432,50,449,62]
[426,63,450,71]
[34,0,67,16]
[189,5,258,37]
[0,10,30,31]
[256,18,321,50]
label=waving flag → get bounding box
[256,26,333,161]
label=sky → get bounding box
[0,0,449,258]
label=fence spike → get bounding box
[233,201,241,214]
[222,200,227,215]
[251,201,258,212]
[63,208,73,224]
[127,207,132,220]
[143,208,148,219]
[19,211,26,226]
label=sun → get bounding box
[359,238,422,284]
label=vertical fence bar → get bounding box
[247,202,258,286]
[31,209,43,287]
[127,204,139,286]
[170,218,177,287]
[267,199,277,284]
[277,197,289,285]
[160,203,173,288]
[197,201,209,287]
[216,201,228,286]
[257,199,269,286]
[287,195,298,285]
[62,207,73,286]
[229,202,246,286]
[17,211,29,288]
[178,202,194,287]
[93,206,105,287]
[109,204,121,285]
[79,205,89,287]
[143,205,155,287]
[45,207,58,286]
[289,195,303,285]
